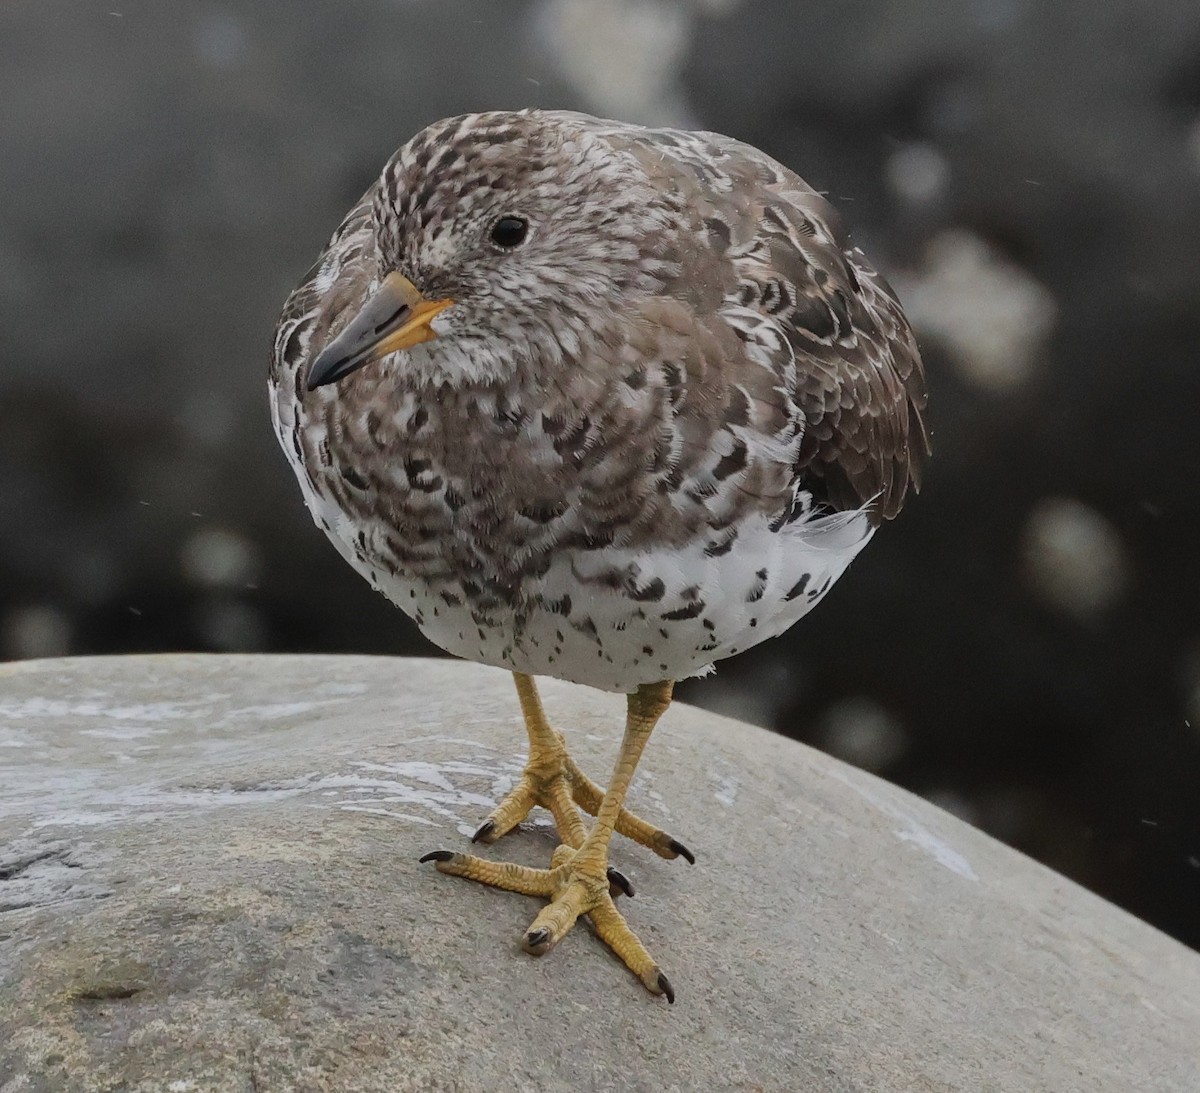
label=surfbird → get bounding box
[269,109,929,1001]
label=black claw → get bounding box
[606,866,635,898]
[656,971,675,1004]
[471,819,496,843]
[525,928,551,951]
[667,838,696,865]
[418,850,456,864]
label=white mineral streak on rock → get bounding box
[0,697,202,722]
[3,757,518,832]
[711,771,739,807]
[827,766,979,881]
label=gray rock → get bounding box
[1,654,1198,1092]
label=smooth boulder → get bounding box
[1,654,1198,1092]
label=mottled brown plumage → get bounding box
[269,109,928,999]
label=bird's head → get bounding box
[305,110,683,393]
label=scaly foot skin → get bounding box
[419,843,674,1002]
[427,677,678,1000]
[471,729,695,866]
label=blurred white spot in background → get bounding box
[1187,118,1200,176]
[817,695,908,772]
[2,605,74,659]
[692,653,797,728]
[895,229,1057,391]
[180,527,260,590]
[193,10,248,69]
[534,0,736,125]
[191,596,267,651]
[1021,497,1129,620]
[885,142,950,206]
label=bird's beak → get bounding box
[305,271,454,390]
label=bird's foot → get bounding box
[419,843,674,1001]
[472,730,695,865]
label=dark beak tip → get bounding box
[301,272,426,393]
[304,350,347,392]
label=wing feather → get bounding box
[633,126,930,523]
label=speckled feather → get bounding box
[269,110,928,691]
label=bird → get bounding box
[269,109,928,1003]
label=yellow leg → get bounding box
[420,680,678,1001]
[562,751,695,863]
[471,672,588,849]
[472,673,693,865]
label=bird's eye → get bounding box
[489,216,529,249]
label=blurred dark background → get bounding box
[2,1,1199,951]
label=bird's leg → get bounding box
[470,672,588,849]
[471,673,693,865]
[525,680,677,995]
[421,681,677,1000]
[560,750,695,864]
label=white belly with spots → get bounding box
[488,508,874,691]
[333,501,870,692]
[273,387,874,692]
